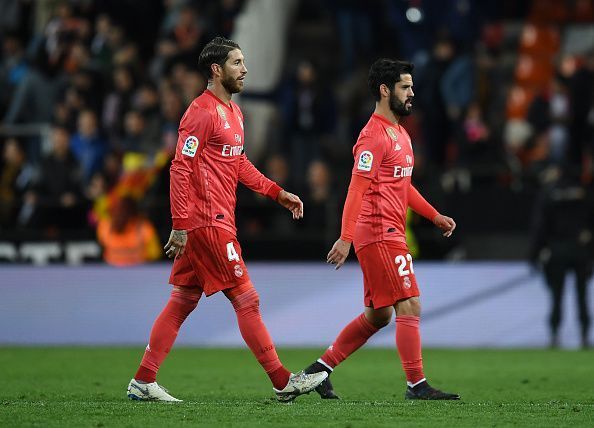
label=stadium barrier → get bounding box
[0,262,590,348]
[0,241,101,264]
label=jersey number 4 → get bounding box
[226,242,240,262]
[394,254,414,276]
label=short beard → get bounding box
[389,92,411,116]
[221,74,242,94]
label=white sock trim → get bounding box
[407,377,426,388]
[317,358,333,372]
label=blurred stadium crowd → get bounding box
[0,0,593,263]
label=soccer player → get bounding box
[126,37,327,402]
[303,58,460,400]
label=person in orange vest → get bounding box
[97,195,161,266]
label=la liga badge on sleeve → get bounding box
[357,150,373,171]
[182,136,199,157]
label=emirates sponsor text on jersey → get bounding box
[221,144,244,156]
[394,165,413,178]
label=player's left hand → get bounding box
[433,214,456,237]
[277,190,304,220]
[164,229,187,259]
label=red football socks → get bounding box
[226,283,290,390]
[320,313,379,368]
[396,315,425,384]
[135,287,201,383]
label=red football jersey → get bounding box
[351,113,414,252]
[170,89,280,235]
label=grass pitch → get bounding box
[1,347,592,427]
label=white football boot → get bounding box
[273,370,328,402]
[127,378,182,402]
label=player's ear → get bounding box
[379,83,390,99]
[211,63,222,78]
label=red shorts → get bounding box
[356,241,420,309]
[169,227,251,296]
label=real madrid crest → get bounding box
[216,105,227,121]
[403,276,412,289]
[386,127,399,141]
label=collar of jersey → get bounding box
[204,89,235,112]
[372,113,399,128]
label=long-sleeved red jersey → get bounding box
[348,114,438,252]
[170,89,281,235]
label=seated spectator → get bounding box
[180,70,206,106]
[167,4,206,59]
[43,0,88,63]
[120,110,159,155]
[237,154,293,237]
[527,78,571,166]
[70,109,107,183]
[132,82,162,151]
[23,124,87,231]
[306,159,332,204]
[97,195,161,266]
[210,0,244,37]
[265,154,291,190]
[159,83,184,154]
[102,65,136,143]
[444,102,495,192]
[280,59,337,189]
[148,36,179,82]
[85,171,109,228]
[0,32,28,118]
[90,13,113,70]
[0,138,34,230]
[299,159,339,241]
[3,42,69,125]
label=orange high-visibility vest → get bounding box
[97,218,161,266]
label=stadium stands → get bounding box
[0,0,592,262]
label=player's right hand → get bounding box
[277,190,304,220]
[433,214,456,237]
[164,229,187,259]
[327,238,351,270]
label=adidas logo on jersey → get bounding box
[224,121,231,129]
[395,143,401,151]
